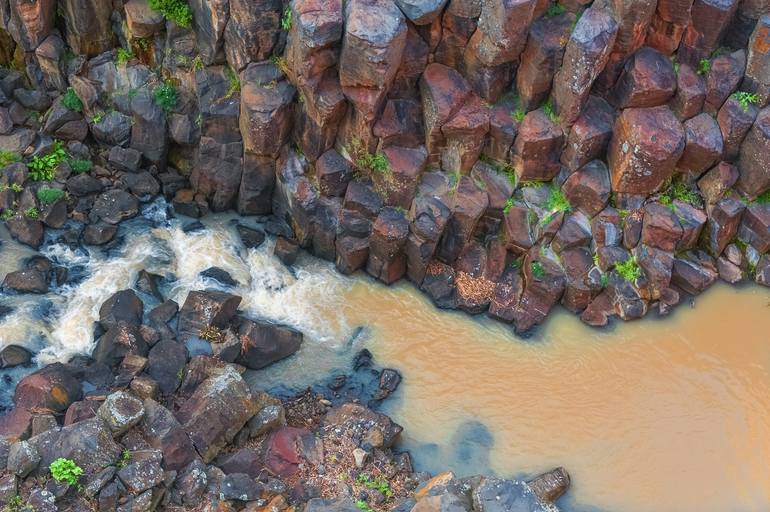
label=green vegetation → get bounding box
[510,95,526,123]
[531,261,546,280]
[600,273,609,287]
[659,181,700,209]
[616,257,643,283]
[281,5,293,31]
[357,474,393,499]
[6,495,24,512]
[115,48,133,65]
[117,449,131,469]
[29,141,69,182]
[92,111,104,124]
[37,187,66,205]
[348,138,389,175]
[148,0,193,28]
[191,55,205,71]
[270,54,289,75]
[571,9,583,31]
[519,180,544,189]
[0,209,16,221]
[355,501,374,512]
[541,99,559,123]
[697,58,710,76]
[479,155,516,187]
[153,81,178,112]
[69,159,93,174]
[546,3,566,16]
[0,150,21,168]
[225,65,240,98]
[756,190,770,204]
[61,87,83,112]
[199,325,223,343]
[733,91,760,112]
[9,183,23,193]
[545,186,571,213]
[50,458,83,486]
[24,206,39,219]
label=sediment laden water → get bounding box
[0,201,768,512]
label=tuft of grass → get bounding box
[660,181,700,209]
[519,180,544,189]
[0,150,21,168]
[355,501,374,512]
[115,48,133,65]
[531,261,546,280]
[28,141,69,182]
[153,81,178,112]
[191,55,204,71]
[697,58,710,76]
[733,91,760,112]
[37,187,66,205]
[616,256,643,283]
[670,55,680,75]
[542,99,559,123]
[69,159,93,174]
[357,474,393,499]
[24,206,39,219]
[503,197,514,215]
[270,54,289,75]
[225,65,240,98]
[50,458,83,487]
[61,87,83,112]
[545,186,571,213]
[148,0,193,28]
[546,3,566,16]
[281,5,293,31]
[116,449,131,469]
[348,138,389,175]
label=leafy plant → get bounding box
[697,58,710,76]
[37,187,66,205]
[660,181,700,209]
[503,197,514,215]
[670,55,680,74]
[545,186,571,213]
[225,65,240,98]
[355,501,374,512]
[600,273,609,287]
[0,209,15,221]
[6,495,24,512]
[519,180,544,189]
[541,99,559,123]
[117,449,131,469]
[69,159,93,174]
[115,48,133,65]
[281,5,293,31]
[50,458,83,486]
[348,138,389,175]
[0,150,21,168]
[756,189,770,204]
[28,141,68,181]
[61,87,83,112]
[616,257,643,283]
[531,261,546,279]
[153,81,178,112]
[10,183,23,193]
[546,3,566,16]
[24,207,39,219]
[191,55,205,71]
[733,91,760,112]
[148,0,193,27]
[92,111,104,124]
[357,474,393,499]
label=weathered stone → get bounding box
[97,391,145,436]
[464,0,535,67]
[562,160,611,217]
[718,95,759,161]
[92,189,140,225]
[60,0,113,56]
[608,106,685,194]
[512,108,563,181]
[5,215,44,249]
[609,47,677,108]
[324,403,402,448]
[99,289,143,330]
[561,95,614,171]
[117,452,164,494]
[235,317,303,370]
[698,161,739,204]
[124,0,165,38]
[28,417,122,473]
[367,207,410,283]
[177,290,242,342]
[224,0,281,71]
[737,106,770,197]
[739,203,770,253]
[14,363,81,414]
[6,0,56,51]
[744,15,770,105]
[679,0,739,63]
[705,197,746,256]
[674,201,708,251]
[394,0,447,24]
[440,95,489,174]
[677,113,724,177]
[7,440,40,477]
[130,90,168,167]
[670,64,706,120]
[672,251,719,294]
[140,399,195,471]
[92,322,149,367]
[472,477,553,512]
[2,269,48,294]
[420,63,473,162]
[189,0,229,64]
[704,50,746,114]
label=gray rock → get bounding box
[97,391,145,435]
[7,440,40,477]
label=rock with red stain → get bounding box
[737,107,770,198]
[419,63,473,162]
[581,290,615,326]
[434,0,481,69]
[175,366,258,463]
[390,23,430,98]
[609,47,677,108]
[562,160,611,217]
[513,250,565,333]
[405,190,452,284]
[672,251,719,294]
[641,202,683,252]
[705,197,746,256]
[373,99,424,149]
[739,203,770,253]
[635,244,674,300]
[315,149,353,198]
[512,108,564,181]
[339,0,407,89]
[6,0,56,51]
[679,0,739,64]
[437,176,489,264]
[645,0,692,56]
[240,63,295,157]
[561,96,614,172]
[293,74,347,162]
[677,113,724,178]
[551,7,618,128]
[367,207,410,284]
[335,234,370,275]
[224,0,282,71]
[441,94,489,174]
[669,64,706,121]
[744,15,770,105]
[378,145,427,209]
[697,161,740,204]
[263,427,315,477]
[516,12,575,111]
[608,106,685,194]
[503,201,536,253]
[704,50,746,114]
[718,95,760,160]
[13,363,81,414]
[485,97,520,162]
[674,201,708,251]
[465,0,536,67]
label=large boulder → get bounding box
[235,317,303,369]
[60,0,113,56]
[609,47,677,108]
[99,289,144,330]
[140,399,196,471]
[14,363,81,414]
[562,160,611,217]
[737,107,770,198]
[224,0,281,71]
[92,189,140,225]
[677,113,724,178]
[28,417,122,474]
[177,290,242,342]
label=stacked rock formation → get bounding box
[1,0,770,332]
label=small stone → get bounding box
[352,448,368,468]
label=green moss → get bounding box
[519,180,544,189]
[756,190,770,204]
[61,87,83,112]
[733,91,760,112]
[697,58,711,76]
[531,261,546,280]
[191,55,205,71]
[541,99,559,123]
[0,150,21,168]
[148,0,193,28]
[546,3,566,16]
[616,257,643,283]
[115,48,133,65]
[69,159,93,174]
[660,181,700,209]
[545,186,571,213]
[281,5,293,31]
[153,81,178,112]
[36,187,66,205]
[355,501,374,512]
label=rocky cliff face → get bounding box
[2,0,770,336]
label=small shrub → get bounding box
[531,261,546,280]
[503,197,514,215]
[148,0,193,27]
[225,65,240,98]
[0,150,21,168]
[348,138,389,176]
[546,3,566,16]
[134,37,152,51]
[61,87,83,112]
[199,325,223,343]
[117,449,131,469]
[28,141,69,182]
[115,48,133,65]
[191,55,205,71]
[24,206,39,219]
[616,257,643,283]
[281,5,293,31]
[50,458,83,486]
[153,81,178,112]
[545,186,571,213]
[37,187,66,205]
[541,99,559,123]
[69,159,93,174]
[0,209,15,221]
[355,501,374,512]
[733,91,760,112]
[10,183,23,193]
[697,58,710,76]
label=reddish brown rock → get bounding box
[609,47,677,108]
[373,99,424,149]
[440,94,489,174]
[379,145,427,209]
[646,3,691,56]
[405,191,451,284]
[737,107,770,198]
[512,108,564,181]
[562,160,611,217]
[705,197,746,256]
[669,64,706,121]
[315,149,353,197]
[488,266,524,322]
[434,1,480,69]
[485,98,520,163]
[14,364,81,414]
[635,244,674,300]
[704,50,746,114]
[738,203,770,253]
[503,201,535,253]
[61,0,114,56]
[419,63,473,162]
[437,176,488,263]
[580,290,615,326]
[263,427,312,477]
[677,113,724,178]
[679,0,739,64]
[553,211,592,253]
[641,202,683,251]
[674,201,708,251]
[293,74,347,162]
[224,0,282,71]
[6,0,56,51]
[698,161,739,204]
[718,95,760,161]
[513,251,565,333]
[238,154,275,215]
[465,0,536,67]
[671,251,719,294]
[240,63,295,157]
[367,207,409,284]
[335,235,369,274]
[744,15,770,105]
[551,7,618,128]
[592,207,624,247]
[391,24,430,98]
[560,95,614,171]
[470,161,516,237]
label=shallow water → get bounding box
[0,204,769,512]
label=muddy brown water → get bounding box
[0,208,768,512]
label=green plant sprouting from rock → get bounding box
[62,87,83,112]
[154,81,178,112]
[733,91,760,112]
[281,5,293,31]
[531,261,546,280]
[50,457,83,486]
[697,58,710,76]
[24,206,39,219]
[542,99,559,123]
[545,186,571,213]
[348,138,389,176]
[616,257,643,283]
[659,181,700,209]
[357,473,393,499]
[546,3,566,16]
[70,159,93,174]
[148,0,193,28]
[37,187,66,205]
[29,141,69,182]
[0,150,21,168]
[115,47,133,65]
[225,65,241,98]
